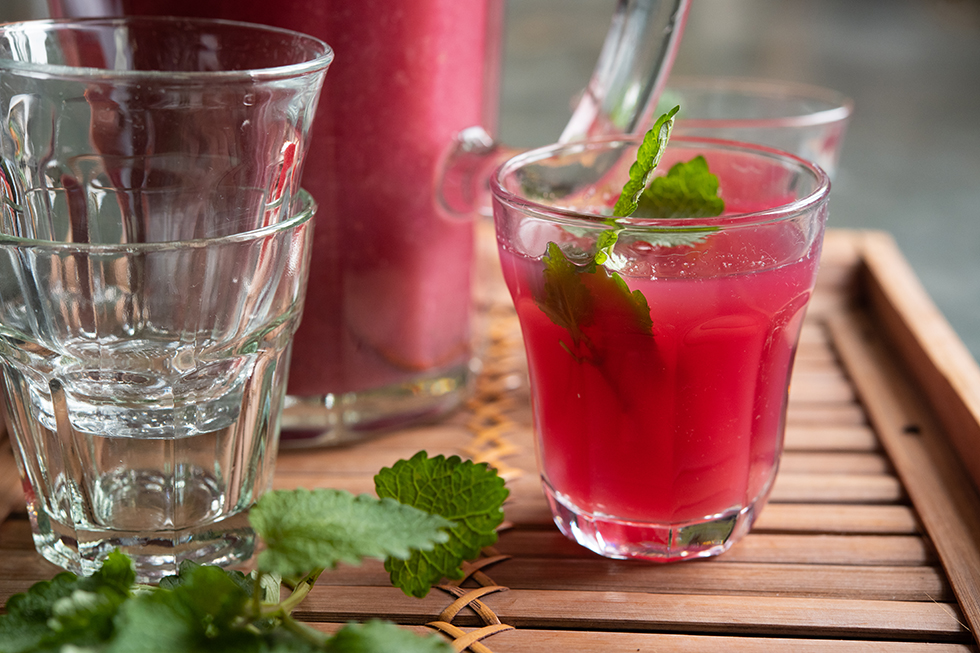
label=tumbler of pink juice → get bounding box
[491,137,830,561]
[49,0,691,445]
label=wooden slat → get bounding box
[0,443,22,526]
[789,372,857,403]
[829,307,980,640]
[490,530,934,566]
[0,518,32,550]
[752,504,921,535]
[784,424,880,451]
[786,403,867,426]
[308,623,978,653]
[859,231,980,493]
[294,586,971,641]
[273,557,952,603]
[333,623,979,652]
[778,451,892,474]
[770,472,904,504]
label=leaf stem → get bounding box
[266,568,324,617]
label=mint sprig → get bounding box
[536,106,725,362]
[375,452,509,598]
[0,452,507,652]
[611,105,679,217]
[537,241,595,347]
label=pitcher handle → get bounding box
[437,0,690,217]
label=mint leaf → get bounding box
[628,155,725,249]
[533,107,678,353]
[612,105,679,218]
[158,562,252,632]
[635,155,725,219]
[594,105,679,267]
[606,270,654,334]
[536,241,595,343]
[535,120,728,357]
[375,452,508,598]
[325,620,453,653]
[106,561,260,653]
[250,488,452,578]
[0,550,134,652]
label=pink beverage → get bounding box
[50,0,505,442]
[492,138,830,561]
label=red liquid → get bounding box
[51,0,503,396]
[499,227,820,530]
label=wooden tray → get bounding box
[2,228,979,651]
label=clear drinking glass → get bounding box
[0,17,331,580]
[0,190,317,580]
[492,136,830,561]
[661,76,853,178]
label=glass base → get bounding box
[278,363,472,447]
[543,481,760,562]
[29,509,255,583]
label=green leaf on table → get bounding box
[634,155,725,219]
[0,549,134,652]
[325,620,454,653]
[250,488,453,578]
[374,452,509,598]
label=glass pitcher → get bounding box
[48,0,691,446]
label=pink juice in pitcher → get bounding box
[499,227,820,560]
[49,0,505,442]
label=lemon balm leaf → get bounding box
[634,155,725,219]
[250,488,453,578]
[535,102,682,349]
[612,105,679,218]
[0,550,134,652]
[375,452,508,598]
[536,241,595,344]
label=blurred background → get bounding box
[4,0,980,362]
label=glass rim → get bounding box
[490,135,832,231]
[0,16,333,83]
[0,188,317,252]
[665,75,854,129]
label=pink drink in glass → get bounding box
[492,138,830,561]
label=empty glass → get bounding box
[661,76,852,178]
[0,17,331,580]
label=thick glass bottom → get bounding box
[543,480,764,562]
[29,508,255,582]
[278,363,472,447]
